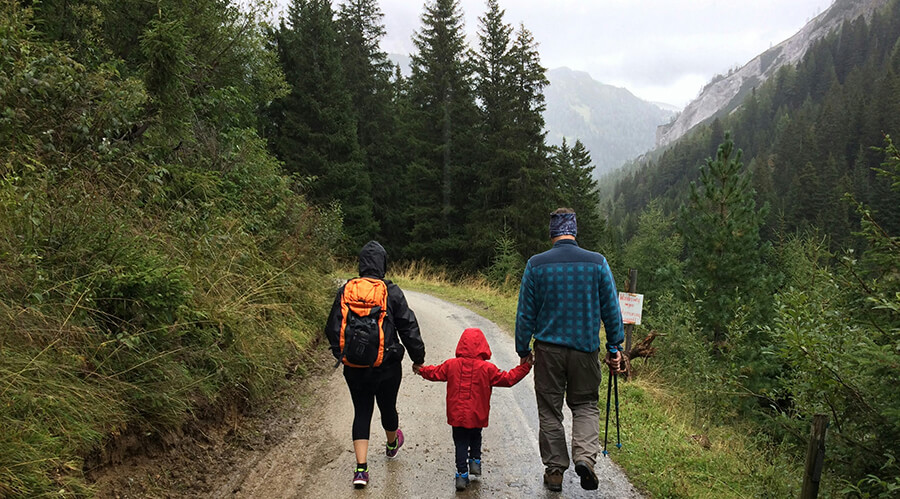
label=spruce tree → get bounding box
[505,24,553,257]
[406,0,479,262]
[268,0,376,248]
[469,12,552,263]
[336,0,404,249]
[551,139,604,251]
[466,0,515,267]
[679,133,770,345]
[474,0,513,134]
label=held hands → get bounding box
[604,351,627,374]
[412,363,423,375]
[520,351,535,366]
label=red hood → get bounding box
[455,328,492,360]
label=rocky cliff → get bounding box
[656,0,891,148]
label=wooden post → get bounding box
[623,269,637,381]
[801,414,828,499]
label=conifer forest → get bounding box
[1,0,899,496]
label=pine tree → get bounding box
[336,0,404,248]
[406,0,479,262]
[466,0,516,267]
[552,139,603,250]
[624,200,684,299]
[268,0,376,248]
[505,23,553,257]
[679,133,770,345]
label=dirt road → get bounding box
[214,290,642,498]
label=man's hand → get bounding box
[520,351,534,366]
[604,351,626,374]
[412,363,423,375]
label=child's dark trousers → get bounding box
[452,426,482,473]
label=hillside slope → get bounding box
[656,0,892,147]
[545,67,675,177]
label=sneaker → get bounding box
[385,429,404,459]
[455,472,470,491]
[353,466,369,489]
[468,458,482,476]
[543,469,563,492]
[574,460,599,490]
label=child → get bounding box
[416,327,533,491]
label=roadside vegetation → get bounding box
[0,2,338,496]
[392,261,806,498]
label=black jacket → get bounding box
[324,241,426,366]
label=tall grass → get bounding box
[0,203,334,496]
[389,260,519,333]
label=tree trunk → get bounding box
[625,330,663,378]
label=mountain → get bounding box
[652,101,682,113]
[544,67,676,177]
[656,0,892,148]
[608,0,900,247]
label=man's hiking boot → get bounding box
[385,429,404,459]
[353,465,369,488]
[574,460,599,490]
[468,458,482,476]
[543,469,563,492]
[455,472,470,491]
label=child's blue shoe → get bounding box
[455,471,470,491]
[468,458,482,476]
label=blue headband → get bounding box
[549,213,577,238]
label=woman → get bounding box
[324,240,426,488]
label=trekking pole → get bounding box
[613,370,622,449]
[602,368,613,456]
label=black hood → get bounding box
[358,240,387,279]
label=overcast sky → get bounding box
[366,0,834,109]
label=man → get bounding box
[324,241,426,488]
[515,208,625,492]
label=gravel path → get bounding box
[217,290,642,498]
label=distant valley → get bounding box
[543,67,676,177]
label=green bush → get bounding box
[0,2,337,496]
[485,226,525,291]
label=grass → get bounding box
[612,371,801,498]
[385,262,805,498]
[388,260,519,333]
[1,212,333,497]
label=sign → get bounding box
[618,292,644,325]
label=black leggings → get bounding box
[452,426,483,473]
[343,363,402,440]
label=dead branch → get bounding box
[627,330,663,360]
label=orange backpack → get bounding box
[338,277,389,367]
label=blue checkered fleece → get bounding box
[515,239,624,355]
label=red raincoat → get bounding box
[418,328,531,428]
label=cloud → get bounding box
[318,0,833,107]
